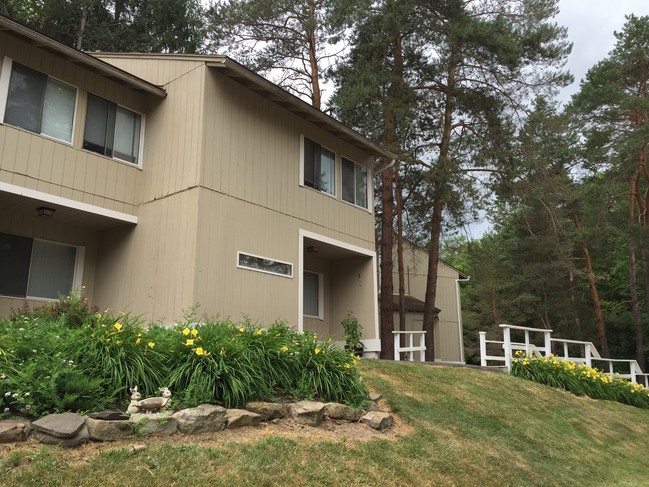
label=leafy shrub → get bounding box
[1,295,368,417]
[511,353,649,409]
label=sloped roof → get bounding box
[0,14,166,97]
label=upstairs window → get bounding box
[84,94,142,165]
[0,232,81,300]
[2,60,76,143]
[303,137,335,195]
[342,157,368,209]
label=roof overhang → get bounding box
[206,57,397,161]
[0,15,166,98]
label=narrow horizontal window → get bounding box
[3,60,76,143]
[237,252,293,278]
[0,232,79,299]
[83,93,142,164]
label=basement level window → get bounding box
[237,252,293,278]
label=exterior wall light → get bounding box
[36,206,56,217]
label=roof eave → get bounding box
[206,57,397,161]
[0,15,166,98]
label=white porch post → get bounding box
[419,332,426,362]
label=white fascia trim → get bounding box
[299,229,375,258]
[0,182,138,224]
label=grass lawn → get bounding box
[3,360,649,486]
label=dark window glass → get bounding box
[4,62,46,134]
[0,233,32,297]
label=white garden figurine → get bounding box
[126,387,172,414]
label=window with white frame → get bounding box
[83,93,142,164]
[342,157,368,208]
[303,271,323,318]
[1,59,76,143]
[237,252,293,278]
[303,136,335,195]
[0,232,82,299]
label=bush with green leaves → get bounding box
[1,294,368,418]
[511,353,649,409]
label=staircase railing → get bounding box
[480,324,649,386]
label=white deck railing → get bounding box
[393,331,426,362]
[480,324,649,386]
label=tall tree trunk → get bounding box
[395,168,406,333]
[379,167,394,360]
[423,62,456,362]
[629,242,645,370]
[307,1,321,110]
[572,210,609,357]
[568,269,582,338]
[423,198,443,361]
[378,30,404,359]
[76,5,88,50]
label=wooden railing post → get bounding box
[419,333,426,362]
[544,330,552,357]
[393,332,400,361]
[503,326,512,372]
[408,333,414,362]
[584,343,592,368]
[479,332,487,367]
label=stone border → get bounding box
[0,397,393,447]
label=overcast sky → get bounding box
[555,0,649,104]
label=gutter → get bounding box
[456,276,471,363]
[374,159,397,175]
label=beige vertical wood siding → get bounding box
[93,188,200,322]
[0,32,149,217]
[392,242,464,362]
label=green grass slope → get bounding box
[3,360,649,487]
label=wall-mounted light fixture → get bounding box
[306,246,320,253]
[36,206,56,218]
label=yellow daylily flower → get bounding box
[185,339,195,346]
[136,338,141,345]
[182,327,191,336]
[239,327,245,333]
[315,348,321,354]
[113,322,123,332]
[195,347,205,356]
[191,329,199,337]
[256,329,263,335]
[147,342,155,349]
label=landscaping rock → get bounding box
[35,424,89,447]
[172,404,227,434]
[369,392,382,401]
[130,413,177,436]
[289,401,325,426]
[366,402,384,413]
[85,418,134,441]
[324,403,362,422]
[244,401,288,421]
[226,409,261,429]
[32,412,85,438]
[87,411,130,421]
[360,411,393,431]
[0,420,31,443]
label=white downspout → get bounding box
[455,276,470,363]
